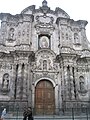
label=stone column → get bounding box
[70,66,75,100]
[74,66,79,100]
[23,64,28,99]
[64,65,70,100]
[11,64,17,99]
[17,64,22,99]
[28,63,33,107]
[62,65,69,109]
[72,66,79,108]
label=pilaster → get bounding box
[70,66,75,100]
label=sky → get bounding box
[0,0,90,42]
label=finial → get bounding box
[42,0,48,7]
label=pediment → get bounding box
[21,5,35,14]
[55,7,70,18]
[21,3,70,19]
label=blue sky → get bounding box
[0,0,90,42]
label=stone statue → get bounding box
[74,33,79,44]
[2,73,9,90]
[80,81,85,91]
[79,76,85,92]
[8,28,14,40]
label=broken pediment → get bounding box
[21,0,70,19]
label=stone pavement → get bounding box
[4,114,90,120]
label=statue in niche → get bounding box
[74,33,79,44]
[79,76,86,93]
[8,28,15,40]
[2,73,9,91]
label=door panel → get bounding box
[35,80,55,115]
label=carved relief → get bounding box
[39,0,50,14]
[2,63,12,70]
[37,59,42,70]
[72,27,80,33]
[61,32,64,40]
[7,15,19,27]
[35,15,54,34]
[48,59,53,70]
[43,60,47,70]
[27,29,29,37]
[36,15,54,25]
[35,73,55,81]
[33,49,58,72]
[39,36,49,48]
[22,30,25,36]
[66,33,68,40]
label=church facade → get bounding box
[0,0,90,115]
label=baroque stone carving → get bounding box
[78,76,87,95]
[66,33,68,40]
[36,15,54,25]
[1,73,10,94]
[39,36,49,48]
[2,63,12,70]
[35,15,54,34]
[74,33,80,44]
[33,49,59,72]
[0,0,90,112]
[61,32,64,40]
[39,0,50,14]
[8,28,15,42]
[43,60,47,70]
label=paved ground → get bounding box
[4,114,90,120]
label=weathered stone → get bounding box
[0,0,90,114]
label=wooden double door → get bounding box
[35,80,55,115]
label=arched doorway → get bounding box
[35,80,55,115]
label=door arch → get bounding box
[35,80,55,115]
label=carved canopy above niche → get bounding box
[35,15,55,34]
[36,15,54,24]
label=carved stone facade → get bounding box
[0,0,90,114]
